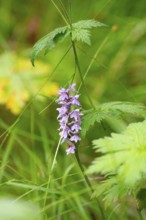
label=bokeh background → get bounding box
[0,0,146,219]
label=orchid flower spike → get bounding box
[56,83,82,154]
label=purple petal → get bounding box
[57,106,68,115]
[70,95,80,106]
[69,83,76,92]
[59,115,68,125]
[56,100,71,105]
[66,146,76,154]
[59,130,68,140]
[59,126,71,139]
[71,123,81,132]
[70,135,81,143]
[70,109,80,118]
[58,93,69,101]
[58,88,69,95]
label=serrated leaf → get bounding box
[81,109,107,136]
[87,120,146,206]
[72,19,107,29]
[81,102,146,137]
[92,178,127,208]
[71,19,106,45]
[31,19,107,65]
[72,29,91,45]
[31,26,67,66]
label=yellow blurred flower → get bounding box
[42,82,59,97]
[0,52,59,115]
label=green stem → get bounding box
[43,136,63,208]
[0,135,14,182]
[75,149,106,220]
[43,114,70,208]
[137,210,144,220]
[50,0,69,27]
[78,30,112,91]
[56,0,72,25]
[71,41,95,109]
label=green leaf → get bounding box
[31,26,67,66]
[92,177,127,208]
[81,102,146,136]
[72,19,107,29]
[71,19,106,45]
[87,120,146,206]
[72,28,91,45]
[81,109,107,137]
[31,19,107,65]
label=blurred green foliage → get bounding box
[0,0,146,219]
[0,198,42,220]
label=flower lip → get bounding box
[66,145,76,154]
[70,109,81,119]
[58,87,68,95]
[70,95,80,106]
[57,94,68,102]
[70,134,81,143]
[69,83,76,92]
[71,123,81,132]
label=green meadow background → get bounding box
[0,0,146,219]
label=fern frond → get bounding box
[81,102,146,136]
[87,120,146,206]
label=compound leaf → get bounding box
[72,19,107,29]
[81,102,146,136]
[31,26,67,66]
[87,120,146,206]
[31,19,107,65]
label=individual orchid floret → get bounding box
[71,123,81,132]
[70,95,80,106]
[70,134,81,143]
[66,140,76,155]
[56,83,82,155]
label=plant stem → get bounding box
[72,37,105,219]
[75,148,106,220]
[137,210,144,220]
[50,0,69,27]
[43,135,63,208]
[71,40,96,109]
[57,0,72,25]
[78,30,112,91]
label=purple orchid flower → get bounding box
[56,83,82,155]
